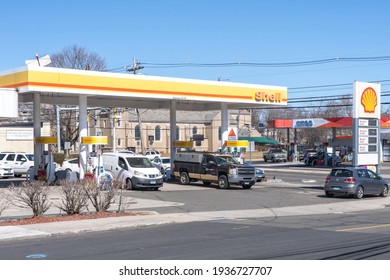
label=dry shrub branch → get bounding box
[0,191,11,216]
[84,179,120,213]
[56,180,89,215]
[9,181,52,217]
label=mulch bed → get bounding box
[0,211,147,227]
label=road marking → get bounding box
[302,179,317,183]
[336,223,390,232]
[25,254,47,259]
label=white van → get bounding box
[102,152,163,190]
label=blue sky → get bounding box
[1,0,390,100]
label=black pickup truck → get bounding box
[173,152,257,189]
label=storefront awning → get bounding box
[238,136,278,145]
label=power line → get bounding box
[141,55,390,68]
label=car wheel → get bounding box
[180,172,190,185]
[242,183,253,189]
[126,178,135,190]
[325,191,334,198]
[354,186,364,199]
[218,175,229,189]
[380,185,389,197]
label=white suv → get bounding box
[0,152,34,177]
[144,150,161,160]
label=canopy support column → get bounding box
[221,103,228,151]
[33,92,42,179]
[170,100,177,170]
[79,96,88,179]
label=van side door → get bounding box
[117,156,129,182]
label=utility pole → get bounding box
[127,59,144,154]
[126,58,144,74]
[136,108,145,154]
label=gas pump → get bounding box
[80,136,108,182]
[35,137,58,183]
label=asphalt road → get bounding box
[2,209,390,260]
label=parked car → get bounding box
[151,157,171,173]
[300,149,316,161]
[144,150,161,160]
[0,152,34,177]
[324,167,388,199]
[255,167,265,182]
[314,153,342,166]
[0,164,14,178]
[263,149,287,163]
[60,158,80,173]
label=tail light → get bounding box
[325,176,331,182]
[344,177,356,183]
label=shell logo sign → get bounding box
[353,81,381,119]
[361,87,377,113]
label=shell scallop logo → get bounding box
[361,87,377,113]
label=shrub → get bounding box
[9,180,52,217]
[84,179,119,213]
[53,153,66,166]
[56,180,89,215]
[0,191,11,217]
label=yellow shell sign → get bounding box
[81,136,108,145]
[361,87,377,113]
[353,81,381,119]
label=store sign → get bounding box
[292,118,328,128]
[353,82,381,119]
[353,81,380,167]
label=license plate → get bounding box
[332,186,341,190]
[244,182,250,185]
[150,180,156,184]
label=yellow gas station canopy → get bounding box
[0,66,287,110]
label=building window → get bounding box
[155,125,161,141]
[117,120,121,127]
[176,125,180,140]
[135,125,140,140]
[218,126,222,141]
[192,126,198,135]
[117,138,121,147]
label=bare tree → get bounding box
[44,45,108,151]
[50,44,107,71]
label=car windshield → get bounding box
[126,157,154,168]
[26,154,34,161]
[215,156,240,165]
[330,169,353,177]
[161,158,170,164]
